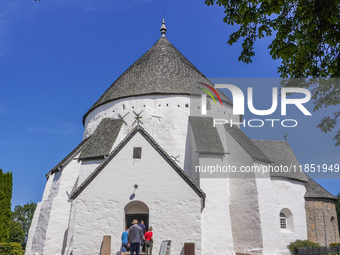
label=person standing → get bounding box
[128,219,143,255]
[138,220,146,251]
[121,227,129,255]
[144,226,153,255]
[138,220,146,234]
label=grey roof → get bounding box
[224,124,271,163]
[83,37,232,124]
[71,126,206,200]
[79,118,123,160]
[189,116,225,154]
[252,140,308,182]
[46,137,90,178]
[304,174,337,201]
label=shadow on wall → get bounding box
[61,228,68,255]
[180,246,184,255]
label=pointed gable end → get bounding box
[70,126,205,200]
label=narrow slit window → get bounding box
[133,147,142,159]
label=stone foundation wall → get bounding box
[305,199,340,246]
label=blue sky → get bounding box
[0,0,339,208]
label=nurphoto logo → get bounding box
[197,82,312,128]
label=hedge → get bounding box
[0,170,13,243]
[0,243,22,255]
[287,239,320,255]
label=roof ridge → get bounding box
[252,139,288,142]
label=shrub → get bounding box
[287,239,320,255]
[0,243,22,255]
[330,243,340,247]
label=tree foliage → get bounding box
[8,221,25,247]
[11,201,36,249]
[205,0,340,145]
[0,170,13,243]
[0,242,23,255]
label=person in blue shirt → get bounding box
[121,227,129,255]
[137,220,146,234]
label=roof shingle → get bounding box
[252,140,307,182]
[189,116,225,154]
[304,174,337,201]
[79,118,123,160]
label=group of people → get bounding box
[121,219,153,255]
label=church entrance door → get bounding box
[125,213,149,230]
[124,201,150,231]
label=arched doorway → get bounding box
[124,201,149,231]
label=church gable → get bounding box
[70,126,204,255]
[71,126,205,200]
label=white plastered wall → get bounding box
[28,171,62,255]
[78,159,103,185]
[223,128,264,254]
[25,154,82,255]
[83,95,236,171]
[83,95,191,170]
[71,132,202,255]
[254,162,281,255]
[43,154,82,255]
[271,178,307,254]
[25,172,55,255]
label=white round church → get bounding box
[26,21,339,255]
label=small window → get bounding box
[280,213,287,229]
[133,147,142,159]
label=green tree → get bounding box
[11,201,37,249]
[205,0,340,145]
[8,220,25,247]
[0,169,13,242]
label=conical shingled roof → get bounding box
[83,36,232,124]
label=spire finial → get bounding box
[284,132,288,141]
[160,18,167,37]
